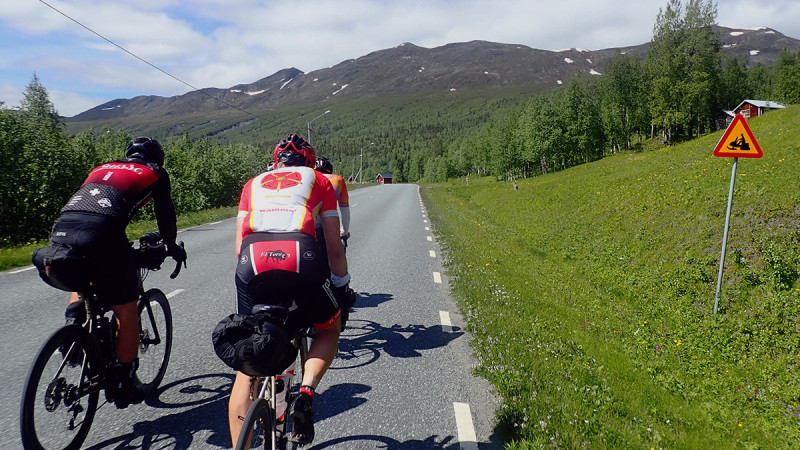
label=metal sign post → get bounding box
[714,157,738,314]
[711,114,762,314]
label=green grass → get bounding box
[422,106,800,448]
[0,206,237,271]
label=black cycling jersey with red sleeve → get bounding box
[60,158,178,245]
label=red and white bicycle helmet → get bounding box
[273,134,316,168]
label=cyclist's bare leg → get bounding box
[111,301,139,363]
[229,371,258,446]
[302,320,341,389]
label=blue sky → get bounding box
[2,0,799,117]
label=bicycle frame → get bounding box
[241,327,311,450]
[21,232,181,450]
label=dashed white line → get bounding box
[208,220,222,225]
[10,266,35,274]
[430,250,436,258]
[425,226,430,231]
[433,272,442,284]
[167,289,185,299]
[427,236,433,242]
[439,310,452,327]
[453,402,478,450]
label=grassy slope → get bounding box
[423,106,800,448]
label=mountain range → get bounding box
[66,25,799,134]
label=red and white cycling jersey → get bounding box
[238,166,338,239]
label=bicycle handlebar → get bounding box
[169,241,185,279]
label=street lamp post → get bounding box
[306,110,330,145]
[359,142,375,184]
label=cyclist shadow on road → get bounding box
[315,382,370,422]
[85,373,234,449]
[352,291,393,309]
[308,434,461,449]
[333,317,464,371]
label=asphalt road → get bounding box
[0,183,501,449]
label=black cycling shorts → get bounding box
[50,212,138,306]
[315,224,331,274]
[235,232,339,330]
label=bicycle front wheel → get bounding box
[20,325,101,450]
[236,397,274,450]
[136,288,173,394]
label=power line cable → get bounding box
[38,0,265,121]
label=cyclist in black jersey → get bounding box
[39,137,187,408]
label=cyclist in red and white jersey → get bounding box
[313,156,357,325]
[314,156,350,240]
[229,134,353,446]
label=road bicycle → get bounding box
[235,304,313,450]
[20,232,184,450]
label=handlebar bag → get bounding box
[32,244,91,292]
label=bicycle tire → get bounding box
[20,325,101,450]
[235,397,273,450]
[136,288,173,394]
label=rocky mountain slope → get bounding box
[67,26,798,127]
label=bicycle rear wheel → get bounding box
[136,288,173,394]
[20,325,101,450]
[236,397,274,450]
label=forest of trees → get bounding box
[0,75,267,246]
[409,0,800,182]
[2,0,799,246]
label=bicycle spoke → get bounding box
[21,326,99,450]
[136,289,173,392]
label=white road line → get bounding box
[167,289,184,299]
[425,226,430,231]
[10,266,35,274]
[433,272,442,284]
[208,220,222,225]
[427,236,433,242]
[439,310,452,327]
[350,203,359,207]
[424,219,428,223]
[430,250,436,258]
[453,402,479,450]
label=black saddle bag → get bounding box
[32,244,91,292]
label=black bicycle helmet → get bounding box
[126,137,164,166]
[273,134,315,168]
[315,156,333,174]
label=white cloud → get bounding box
[50,90,107,116]
[0,83,24,109]
[2,0,800,117]
[0,82,102,116]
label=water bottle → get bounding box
[275,360,296,421]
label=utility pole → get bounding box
[306,110,330,145]
[359,142,374,184]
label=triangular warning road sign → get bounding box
[713,114,763,158]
